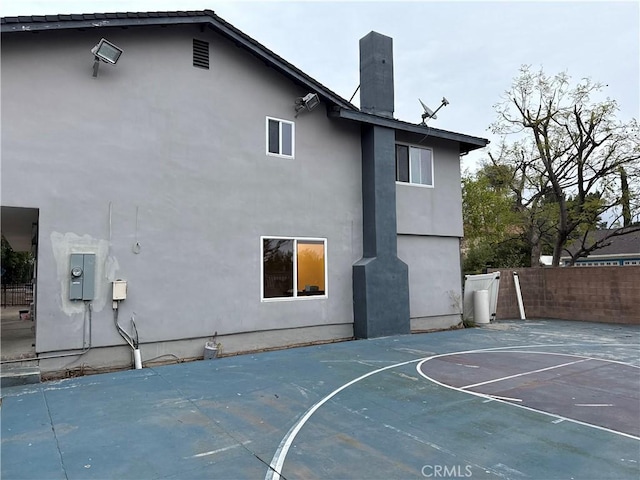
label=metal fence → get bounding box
[1,283,34,307]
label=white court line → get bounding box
[462,349,640,369]
[488,394,522,402]
[186,440,251,459]
[264,357,419,480]
[264,343,639,480]
[460,358,591,390]
[417,352,640,442]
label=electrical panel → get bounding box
[112,280,127,301]
[69,254,96,301]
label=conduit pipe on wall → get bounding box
[513,271,526,320]
[133,348,142,369]
[113,303,141,369]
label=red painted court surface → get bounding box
[418,350,640,438]
[2,320,639,480]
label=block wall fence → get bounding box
[493,266,640,325]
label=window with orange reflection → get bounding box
[262,237,326,300]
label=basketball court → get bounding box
[2,319,639,479]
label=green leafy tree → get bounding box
[462,165,529,273]
[1,236,33,284]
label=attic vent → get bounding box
[193,39,209,69]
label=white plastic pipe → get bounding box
[133,348,142,369]
[513,271,526,320]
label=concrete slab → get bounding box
[0,365,40,387]
[1,306,36,361]
[1,320,639,480]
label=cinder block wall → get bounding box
[494,266,640,325]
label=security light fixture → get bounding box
[91,38,123,77]
[294,93,320,117]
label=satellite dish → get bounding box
[419,99,437,122]
[419,97,450,125]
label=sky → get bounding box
[2,1,638,172]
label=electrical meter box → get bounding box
[69,253,96,301]
[112,280,127,301]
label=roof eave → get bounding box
[331,108,489,154]
[0,12,217,34]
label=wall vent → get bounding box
[193,39,209,69]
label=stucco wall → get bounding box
[397,235,463,329]
[1,25,363,354]
[495,267,640,324]
[395,132,464,330]
[395,137,464,237]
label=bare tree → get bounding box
[489,66,640,266]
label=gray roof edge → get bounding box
[0,16,205,32]
[332,108,489,153]
[1,10,356,110]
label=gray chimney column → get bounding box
[352,32,410,339]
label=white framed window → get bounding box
[396,144,434,187]
[266,117,295,158]
[261,237,327,301]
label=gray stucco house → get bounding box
[1,10,487,374]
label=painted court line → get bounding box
[478,349,640,369]
[265,343,639,480]
[417,351,640,442]
[459,358,591,390]
[264,357,420,480]
[487,394,522,402]
[186,440,252,459]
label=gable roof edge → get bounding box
[0,10,356,110]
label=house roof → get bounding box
[563,228,640,258]
[331,108,488,154]
[1,10,488,154]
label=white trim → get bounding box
[266,116,295,159]
[395,181,434,190]
[260,236,327,302]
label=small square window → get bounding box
[396,144,433,187]
[262,237,326,300]
[266,117,295,158]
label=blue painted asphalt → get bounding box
[2,320,639,480]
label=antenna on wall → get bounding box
[419,97,449,125]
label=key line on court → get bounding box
[460,359,591,390]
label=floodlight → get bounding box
[92,38,122,64]
[91,38,123,77]
[294,93,320,116]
